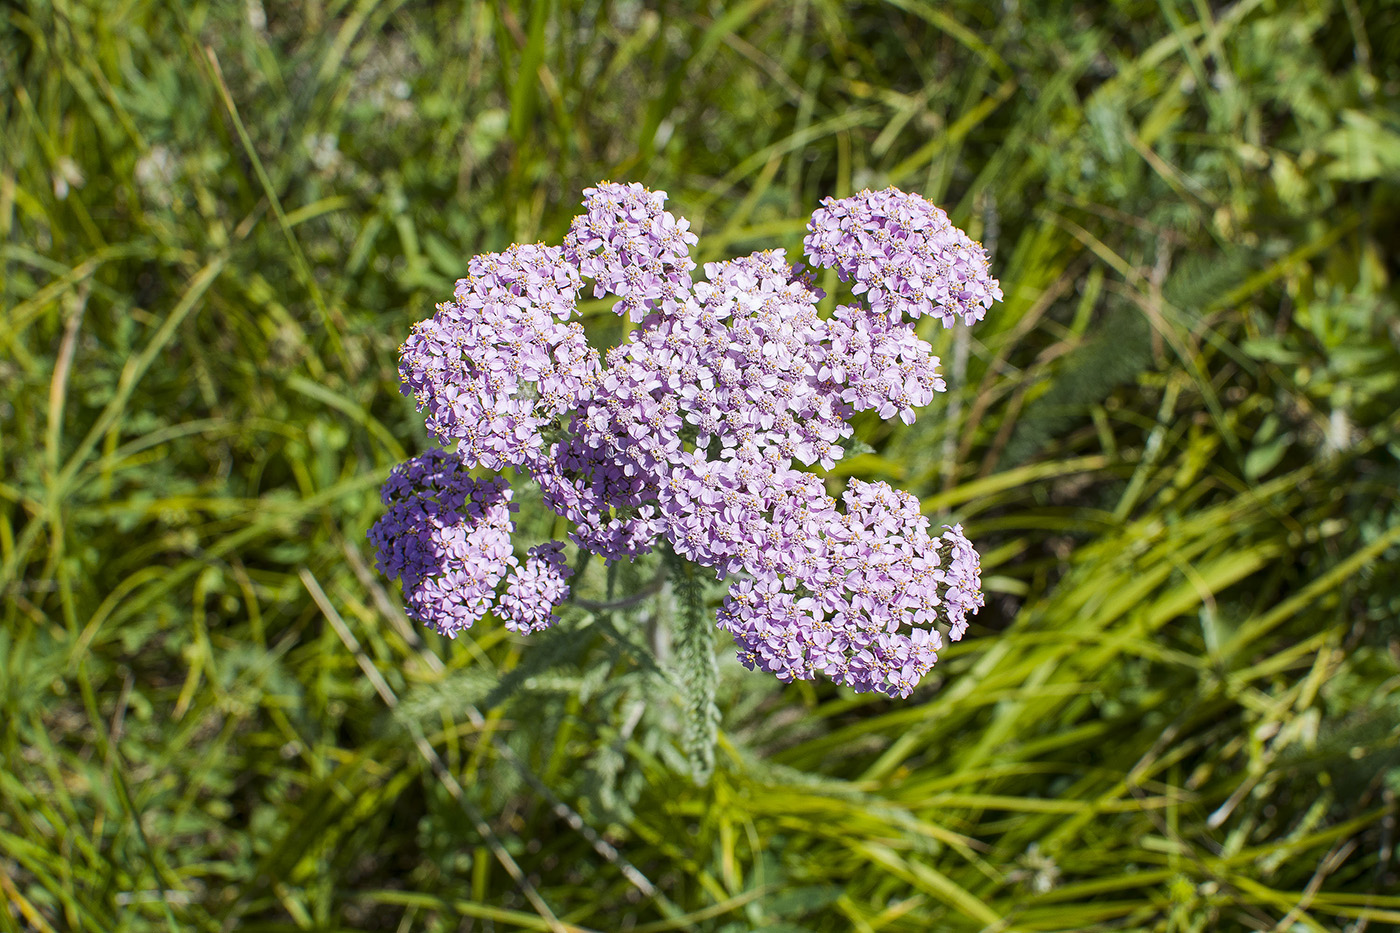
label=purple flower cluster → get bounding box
[712,480,983,697]
[397,244,600,469]
[805,187,1004,327]
[368,450,516,636]
[564,181,697,321]
[498,542,573,634]
[369,451,574,637]
[371,183,999,697]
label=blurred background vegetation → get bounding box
[4,0,1400,930]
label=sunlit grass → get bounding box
[2,1,1398,930]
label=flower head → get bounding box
[804,187,1003,327]
[714,479,981,699]
[498,542,573,634]
[368,449,517,636]
[398,243,600,470]
[564,181,698,321]
[376,182,995,697]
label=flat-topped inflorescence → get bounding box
[804,187,1003,328]
[498,542,573,635]
[398,243,600,470]
[715,481,982,697]
[564,180,698,322]
[368,450,521,637]
[372,181,998,698]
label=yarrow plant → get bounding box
[371,182,1002,699]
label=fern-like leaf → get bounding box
[665,550,720,785]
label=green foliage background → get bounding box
[3,0,1400,930]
